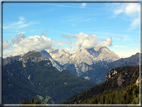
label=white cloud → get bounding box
[98,36,112,47]
[71,43,74,48]
[3,17,39,29]
[74,32,98,51]
[124,3,140,17]
[3,39,11,50]
[113,3,140,16]
[113,3,140,30]
[129,18,140,30]
[62,32,114,52]
[58,41,65,46]
[81,3,86,8]
[3,50,13,58]
[11,33,26,45]
[3,35,53,58]
[114,9,123,14]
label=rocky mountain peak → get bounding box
[47,49,59,54]
[94,46,105,51]
[71,46,120,65]
[18,51,52,68]
[76,47,88,55]
[47,49,71,65]
[46,46,120,66]
[19,50,42,61]
[93,46,111,53]
[93,46,120,62]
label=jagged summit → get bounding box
[19,50,42,61]
[18,51,51,68]
[47,49,71,65]
[71,46,120,65]
[93,46,107,51]
[46,46,120,66]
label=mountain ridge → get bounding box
[3,51,96,104]
[46,46,120,66]
[3,50,140,84]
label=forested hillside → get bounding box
[3,53,96,104]
[62,65,140,104]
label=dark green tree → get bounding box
[20,98,44,104]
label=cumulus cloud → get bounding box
[3,32,114,58]
[74,33,98,50]
[62,32,99,51]
[3,39,11,50]
[3,50,13,58]
[11,33,26,45]
[3,35,53,58]
[62,32,113,52]
[98,36,112,47]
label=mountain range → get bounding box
[47,46,120,66]
[3,51,96,104]
[42,47,140,84]
[2,46,141,104]
[3,46,141,84]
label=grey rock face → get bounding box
[40,50,63,71]
[74,63,95,76]
[105,69,118,81]
[90,46,120,62]
[117,74,125,86]
[47,49,71,65]
[46,46,120,80]
[70,47,94,65]
[49,58,63,71]
[47,46,120,67]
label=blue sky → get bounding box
[2,2,140,58]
